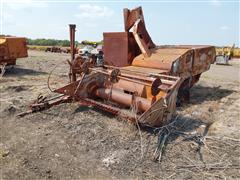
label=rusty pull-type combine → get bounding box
[19,19,181,127]
[20,7,215,127]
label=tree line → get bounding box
[27,39,103,47]
[27,38,79,47]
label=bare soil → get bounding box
[0,50,239,179]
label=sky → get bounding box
[0,0,239,46]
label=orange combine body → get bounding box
[103,7,216,103]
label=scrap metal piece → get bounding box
[18,95,71,117]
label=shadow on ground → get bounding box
[190,85,235,104]
[73,105,116,119]
[74,103,206,142]
[4,66,47,77]
[142,114,205,135]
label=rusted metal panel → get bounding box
[123,7,155,49]
[103,32,129,67]
[191,46,216,76]
[133,48,189,65]
[132,48,189,71]
[132,46,215,78]
[123,6,145,31]
[103,32,140,67]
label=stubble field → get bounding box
[0,50,239,179]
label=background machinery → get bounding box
[215,44,235,65]
[0,36,28,76]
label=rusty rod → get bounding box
[104,65,179,80]
[90,68,155,86]
[69,24,76,82]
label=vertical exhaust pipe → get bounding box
[69,24,76,82]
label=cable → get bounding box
[47,64,59,92]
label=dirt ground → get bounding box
[0,50,240,179]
